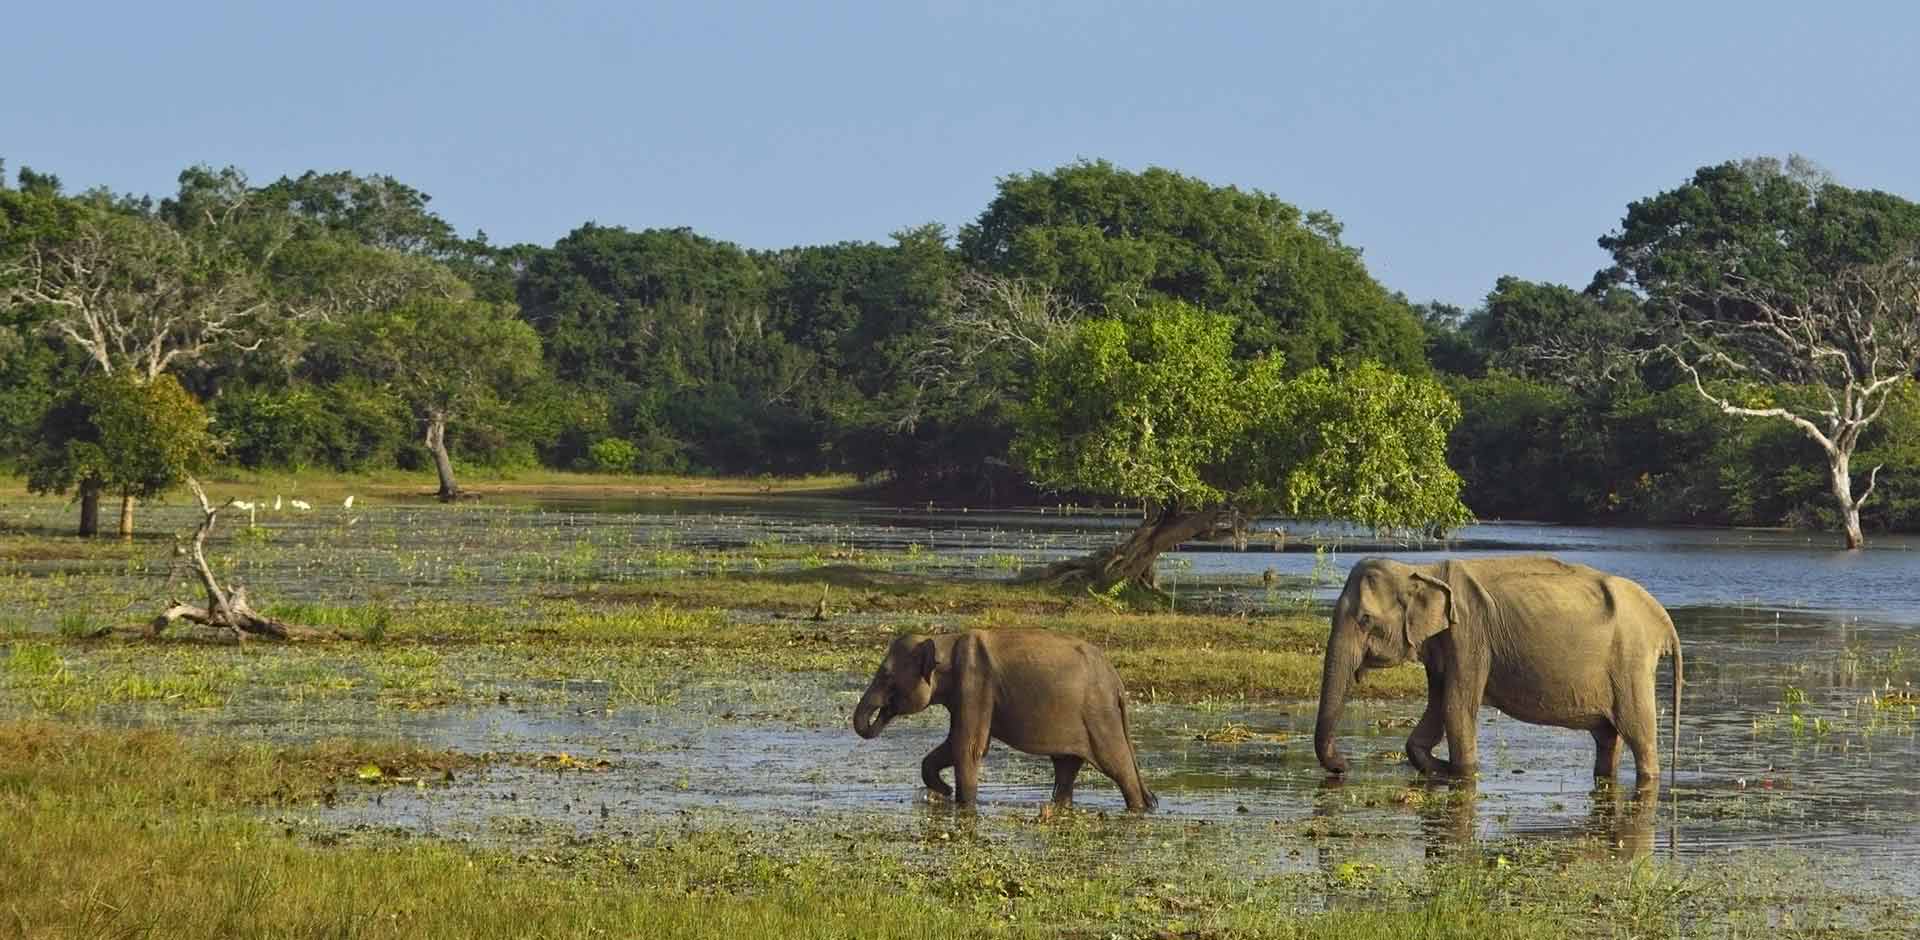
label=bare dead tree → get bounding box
[895,271,1081,432]
[0,209,281,382]
[150,476,309,640]
[1659,255,1920,549]
[1501,332,1635,389]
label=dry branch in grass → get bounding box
[149,476,313,641]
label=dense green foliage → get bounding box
[1436,156,1920,535]
[1594,156,1920,299]
[1016,301,1468,532]
[961,160,1427,370]
[7,153,1920,536]
[1016,302,1252,507]
[26,372,215,503]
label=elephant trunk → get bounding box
[851,685,890,739]
[1314,632,1360,774]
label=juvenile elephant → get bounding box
[851,629,1156,810]
[1313,556,1682,788]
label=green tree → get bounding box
[0,168,90,466]
[1013,300,1469,591]
[1413,301,1485,378]
[252,170,458,256]
[515,224,848,474]
[1595,155,1920,300]
[1473,277,1643,386]
[0,167,308,531]
[341,298,543,500]
[26,373,216,537]
[1445,373,1581,520]
[960,160,1426,371]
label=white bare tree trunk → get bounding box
[1830,453,1866,551]
[1664,257,1919,550]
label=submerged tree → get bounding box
[1603,156,1920,548]
[343,298,542,500]
[1011,300,1470,592]
[1658,257,1920,549]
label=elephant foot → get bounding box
[1406,745,1444,775]
[1444,760,1479,780]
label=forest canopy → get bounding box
[5,154,1920,544]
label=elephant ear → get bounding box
[1404,571,1457,649]
[913,638,939,681]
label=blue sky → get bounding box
[6,1,1918,307]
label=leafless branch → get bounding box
[1656,253,1920,544]
[1,208,303,381]
[895,272,1081,431]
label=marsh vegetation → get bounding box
[3,486,1919,937]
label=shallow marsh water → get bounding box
[5,493,1920,897]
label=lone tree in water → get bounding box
[343,297,541,500]
[1011,300,1470,592]
[1600,156,1920,549]
[1658,257,1920,550]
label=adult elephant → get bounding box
[1313,556,1682,788]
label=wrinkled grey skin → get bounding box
[852,629,1156,811]
[1314,556,1683,788]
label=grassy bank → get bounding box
[6,721,1905,940]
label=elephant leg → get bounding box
[921,739,955,798]
[951,720,991,806]
[1406,668,1446,774]
[1616,691,1661,790]
[1440,668,1486,777]
[1087,730,1153,811]
[1590,722,1621,780]
[1050,756,1084,806]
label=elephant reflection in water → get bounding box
[1415,780,1663,860]
[1310,776,1666,864]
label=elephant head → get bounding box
[851,634,941,739]
[1314,559,1457,774]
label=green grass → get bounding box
[0,720,481,807]
[1,721,1909,939]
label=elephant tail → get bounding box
[1669,627,1683,790]
[1119,692,1157,810]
